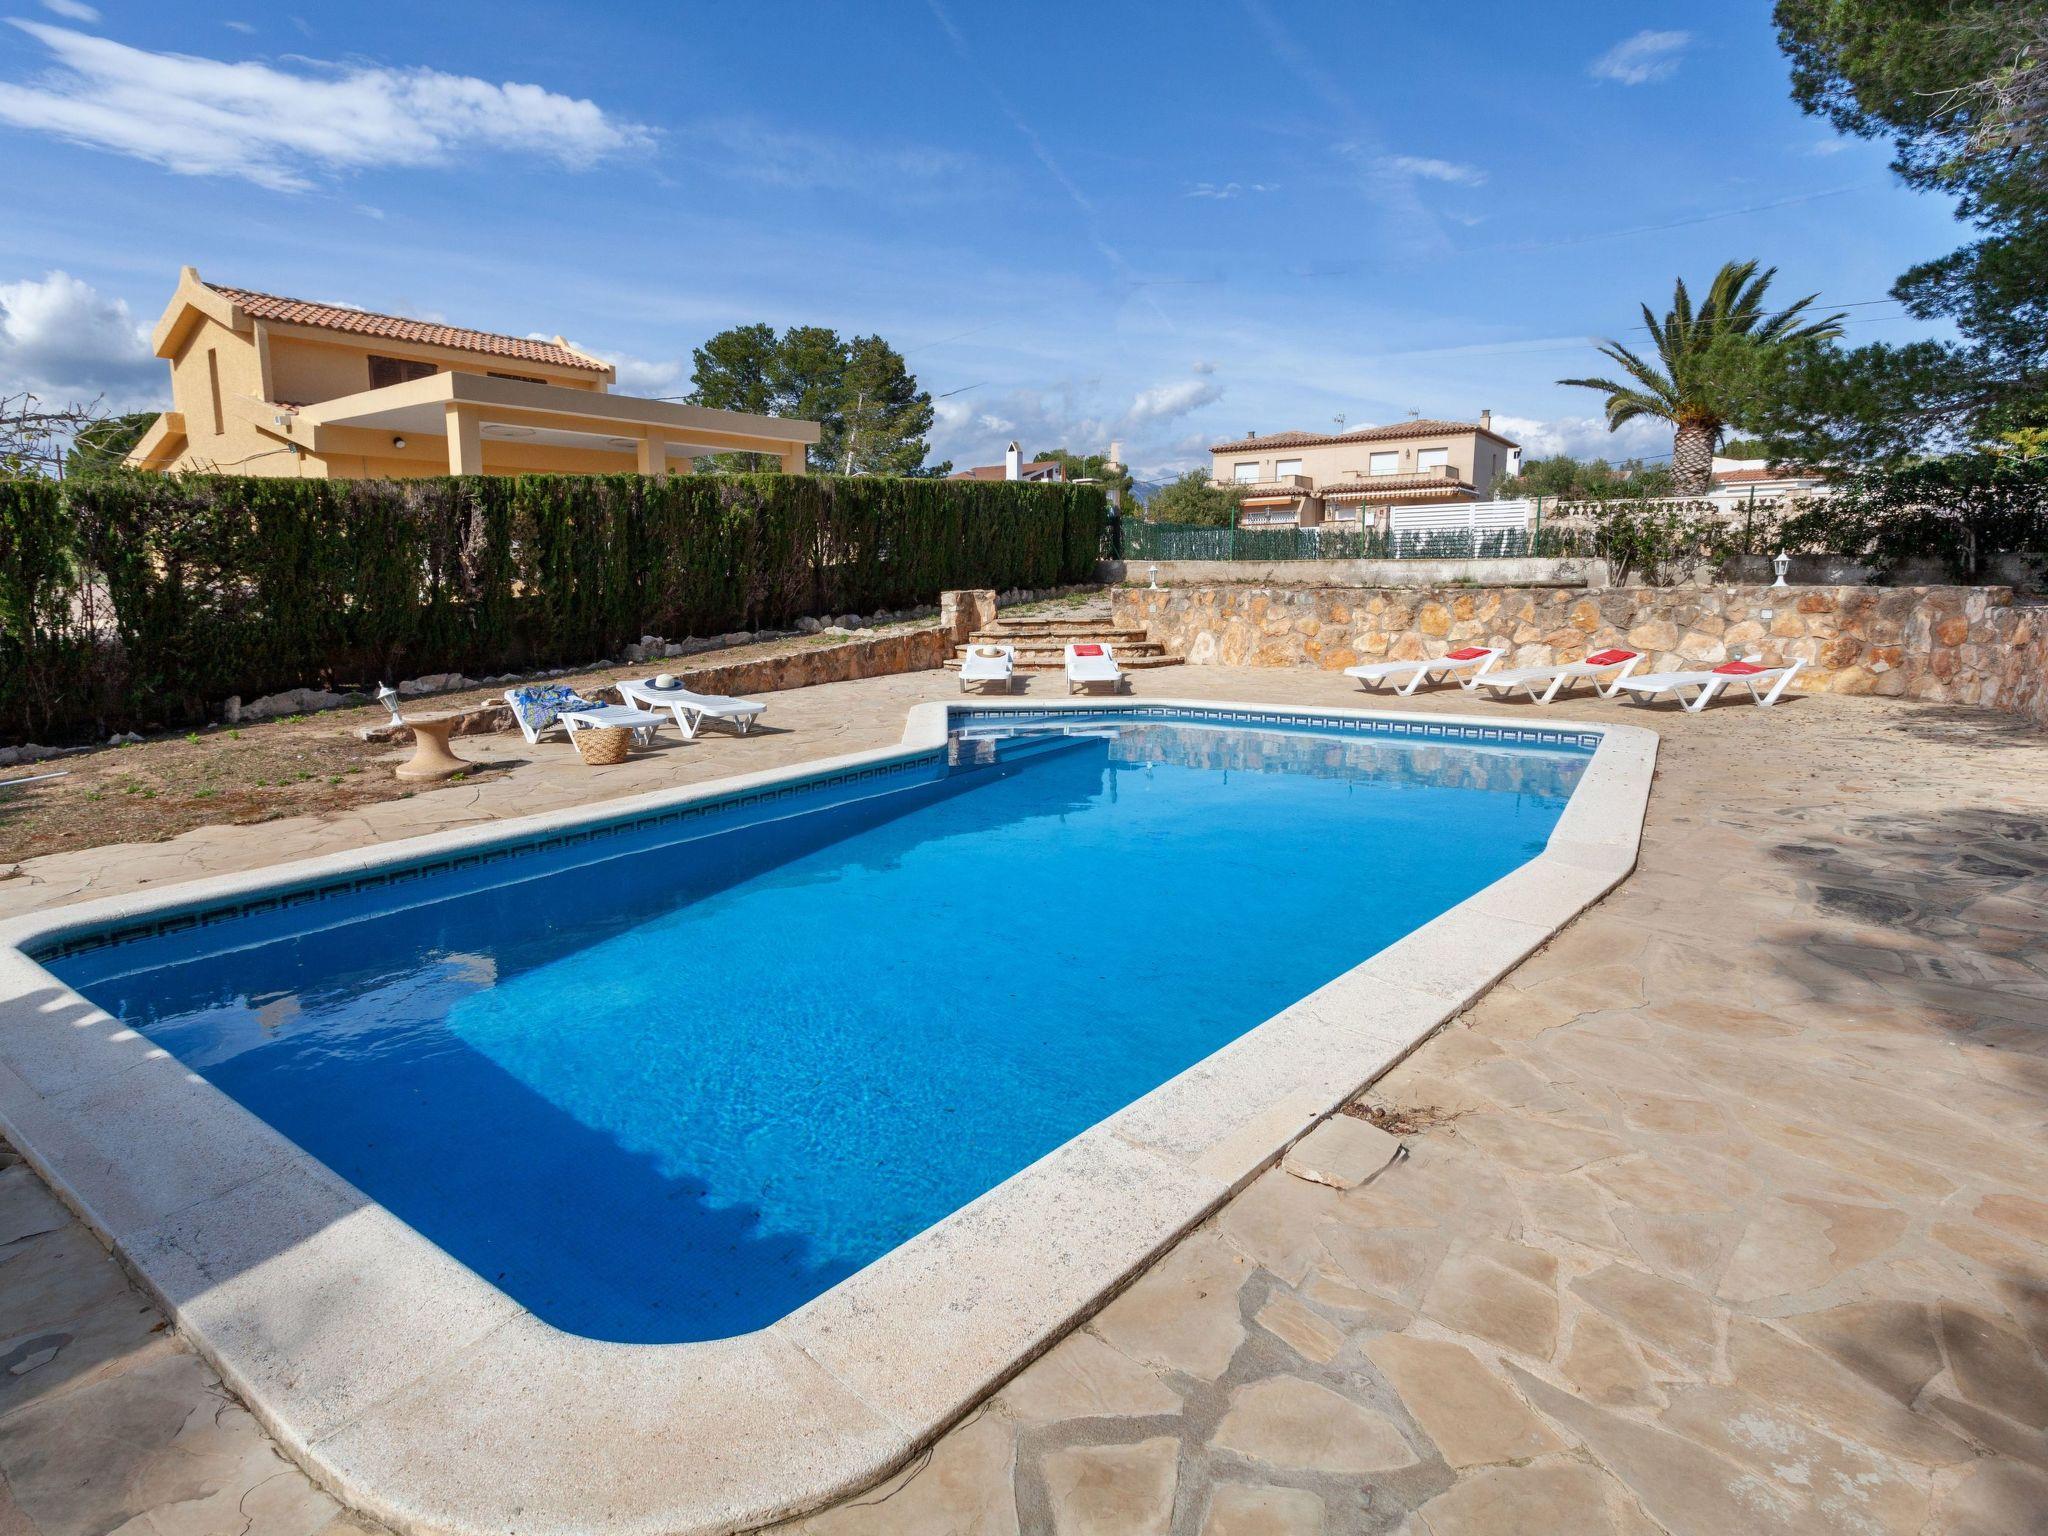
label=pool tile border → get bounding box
[0,699,1655,1536]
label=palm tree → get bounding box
[1561,261,1844,494]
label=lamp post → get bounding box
[1148,563,1160,590]
[375,684,404,726]
[1771,551,1791,589]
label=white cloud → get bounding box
[1809,136,1851,157]
[0,269,162,409]
[1379,155,1486,188]
[1184,181,1277,200]
[930,366,1226,472]
[223,20,256,34]
[1490,412,1669,461]
[1589,30,1691,86]
[603,353,685,397]
[1126,375,1224,426]
[38,0,100,21]
[523,333,679,396]
[0,20,654,192]
[684,117,977,198]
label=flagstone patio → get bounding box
[2,665,2044,1535]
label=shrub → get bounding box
[1793,452,2048,580]
[2,471,1105,743]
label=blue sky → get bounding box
[0,0,1964,476]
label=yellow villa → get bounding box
[125,267,820,479]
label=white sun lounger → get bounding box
[958,644,1016,693]
[616,677,767,737]
[1612,658,1805,713]
[1469,647,1644,704]
[1065,643,1126,694]
[1344,645,1503,696]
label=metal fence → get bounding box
[1123,517,1595,563]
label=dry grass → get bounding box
[0,628,906,867]
[0,708,486,866]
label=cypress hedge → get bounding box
[0,471,1105,743]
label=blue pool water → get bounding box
[48,712,1587,1343]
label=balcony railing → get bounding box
[1215,474,1315,495]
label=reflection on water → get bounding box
[1106,723,1584,801]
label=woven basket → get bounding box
[573,725,632,766]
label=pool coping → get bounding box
[0,698,1656,1536]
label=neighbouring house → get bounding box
[1208,414,1520,529]
[949,442,1068,483]
[124,267,820,479]
[1707,456,1835,515]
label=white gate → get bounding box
[1387,499,1534,557]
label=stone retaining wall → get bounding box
[1114,584,2048,724]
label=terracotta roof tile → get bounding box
[1210,419,1515,453]
[1713,467,1821,485]
[206,282,611,374]
[1317,474,1477,501]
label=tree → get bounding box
[1495,454,1674,500]
[1560,261,1845,493]
[1037,447,1135,506]
[1144,469,1243,527]
[1771,3,2048,453]
[65,412,157,478]
[1738,336,1994,467]
[1,391,108,479]
[836,334,937,476]
[688,325,936,474]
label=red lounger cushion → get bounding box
[1445,646,1491,661]
[1073,644,1104,657]
[1714,660,1770,675]
[1585,648,1636,666]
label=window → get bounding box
[1417,447,1449,472]
[1326,503,1360,522]
[1369,451,1398,475]
[1275,457,1303,478]
[205,347,224,435]
[1232,461,1261,483]
[368,354,438,389]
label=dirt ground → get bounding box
[0,593,1106,869]
[0,630,903,867]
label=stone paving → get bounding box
[2,665,2045,1535]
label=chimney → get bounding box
[1480,409,1492,431]
[1004,441,1022,481]
[1106,439,1123,470]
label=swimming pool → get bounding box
[46,709,1585,1342]
[0,698,1654,1536]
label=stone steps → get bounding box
[943,652,1182,672]
[974,620,1134,639]
[942,604,1180,672]
[945,638,1179,672]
